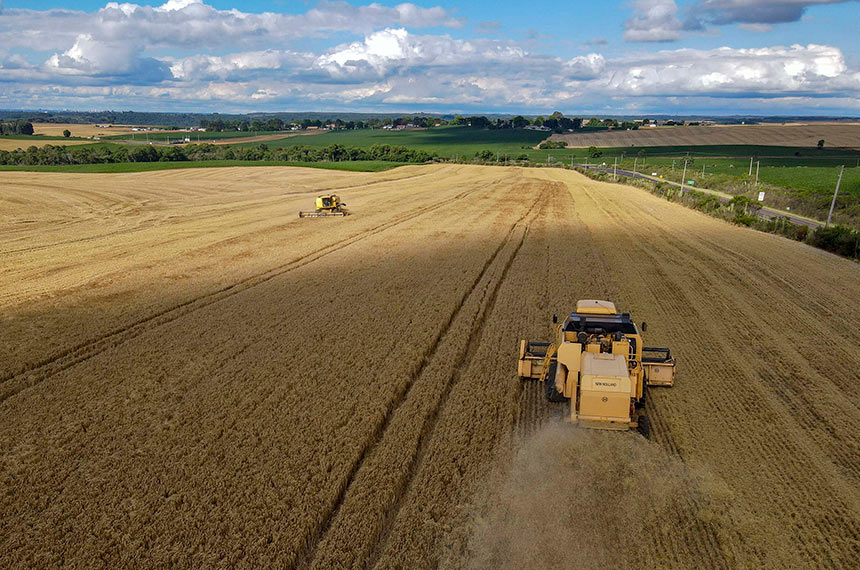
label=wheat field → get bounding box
[32,123,141,138]
[0,123,142,151]
[2,164,859,568]
[552,123,860,149]
[0,139,95,151]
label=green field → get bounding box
[0,160,405,174]
[601,155,858,194]
[592,154,859,224]
[256,126,549,158]
[253,128,860,165]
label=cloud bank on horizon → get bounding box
[0,0,858,114]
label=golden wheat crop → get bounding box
[32,123,142,138]
[1,164,859,569]
[0,123,146,150]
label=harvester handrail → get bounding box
[537,323,564,382]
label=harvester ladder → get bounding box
[538,343,557,382]
[538,322,564,382]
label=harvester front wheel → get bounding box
[545,364,566,402]
[637,414,651,439]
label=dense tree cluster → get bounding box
[0,142,436,166]
[198,112,622,134]
[2,111,638,137]
[0,120,35,135]
[199,116,445,132]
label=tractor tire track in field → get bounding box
[0,168,443,257]
[0,190,471,404]
[366,190,546,570]
[569,183,735,568]
[0,196,273,256]
[594,186,860,489]
[295,186,547,570]
[6,165,860,569]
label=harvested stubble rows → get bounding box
[551,123,860,149]
[0,139,93,151]
[0,124,141,151]
[1,164,859,569]
[32,123,141,138]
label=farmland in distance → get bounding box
[2,164,860,568]
[552,123,860,149]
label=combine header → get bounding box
[299,194,349,218]
[518,300,676,438]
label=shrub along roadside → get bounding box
[576,167,859,261]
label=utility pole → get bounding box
[826,165,845,227]
[672,160,675,173]
[755,161,760,186]
[749,157,753,177]
[680,159,688,192]
[633,157,638,174]
[585,157,588,170]
[613,157,617,180]
[702,163,705,177]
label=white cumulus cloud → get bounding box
[1,1,859,113]
[624,0,684,42]
[0,0,462,81]
[599,44,856,97]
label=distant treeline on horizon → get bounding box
[1,109,857,129]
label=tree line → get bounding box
[0,142,436,166]
[200,112,634,134]
[3,113,636,137]
[0,120,35,135]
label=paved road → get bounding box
[578,164,822,228]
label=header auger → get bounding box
[299,194,350,218]
[518,300,676,438]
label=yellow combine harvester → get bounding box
[299,194,349,218]
[518,300,676,438]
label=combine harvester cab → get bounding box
[518,299,676,438]
[299,194,350,218]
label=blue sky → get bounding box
[1,0,859,115]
